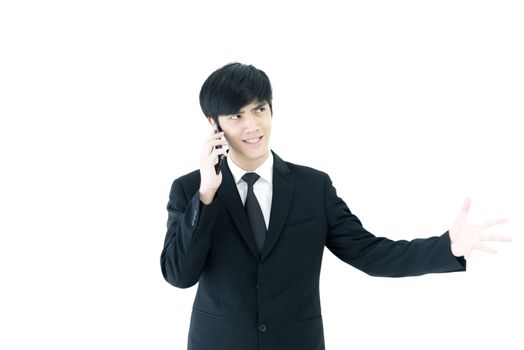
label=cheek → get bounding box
[223,128,239,142]
[228,139,242,148]
[263,122,271,136]
[225,134,243,149]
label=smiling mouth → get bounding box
[243,136,263,144]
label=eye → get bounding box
[228,114,241,120]
[256,107,265,113]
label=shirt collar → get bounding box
[227,151,274,186]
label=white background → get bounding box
[1,1,523,349]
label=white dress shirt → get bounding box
[226,152,273,229]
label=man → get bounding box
[160,62,511,350]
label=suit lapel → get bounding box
[217,159,260,259]
[261,151,295,261]
[217,151,295,262]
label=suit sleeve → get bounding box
[160,179,219,288]
[324,175,466,277]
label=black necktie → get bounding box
[242,172,266,253]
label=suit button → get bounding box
[258,324,267,332]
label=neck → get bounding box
[229,151,270,172]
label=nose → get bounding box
[243,113,259,132]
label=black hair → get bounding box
[199,62,273,119]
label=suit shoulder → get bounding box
[284,161,330,182]
[175,169,201,185]
[169,169,200,198]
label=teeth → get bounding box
[244,137,261,144]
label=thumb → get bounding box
[460,197,471,219]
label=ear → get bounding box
[207,117,215,126]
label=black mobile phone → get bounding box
[212,116,226,174]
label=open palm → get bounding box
[449,198,512,260]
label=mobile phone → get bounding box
[212,116,226,174]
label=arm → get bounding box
[160,130,228,288]
[160,179,219,288]
[324,175,466,277]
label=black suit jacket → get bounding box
[161,151,466,350]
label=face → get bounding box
[211,100,272,171]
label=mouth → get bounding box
[242,136,264,145]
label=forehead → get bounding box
[237,99,267,113]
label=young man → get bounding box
[160,62,510,350]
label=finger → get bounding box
[479,218,509,230]
[208,131,225,141]
[207,138,229,148]
[474,242,497,254]
[480,233,512,242]
[202,141,228,160]
[460,197,471,218]
[208,147,228,160]
[203,140,228,157]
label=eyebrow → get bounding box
[236,102,267,114]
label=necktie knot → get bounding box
[242,172,260,188]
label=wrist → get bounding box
[199,188,217,205]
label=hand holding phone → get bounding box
[211,117,227,174]
[199,127,228,205]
